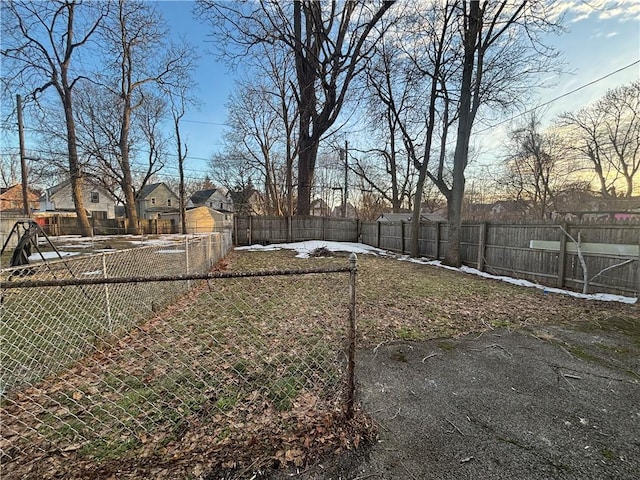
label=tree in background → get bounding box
[2,0,109,236]
[441,0,561,266]
[197,0,397,215]
[75,84,169,207]
[357,12,421,213]
[100,0,194,233]
[500,112,574,219]
[561,81,639,198]
[214,80,289,216]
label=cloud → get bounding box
[558,0,640,23]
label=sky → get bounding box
[2,1,639,187]
[153,0,640,183]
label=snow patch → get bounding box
[28,251,80,261]
[402,257,637,305]
[236,240,387,258]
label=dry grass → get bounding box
[230,249,637,343]
[2,248,637,479]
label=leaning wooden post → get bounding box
[346,253,358,419]
[557,223,568,288]
[477,222,488,272]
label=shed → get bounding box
[185,206,231,233]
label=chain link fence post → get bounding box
[346,253,358,419]
[102,253,113,334]
[185,236,191,289]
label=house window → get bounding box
[209,201,213,207]
[167,198,172,207]
[151,198,156,205]
[220,202,223,209]
[90,191,99,203]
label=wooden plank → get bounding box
[530,240,639,257]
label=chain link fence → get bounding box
[1,237,359,479]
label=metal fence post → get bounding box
[102,253,113,333]
[346,253,358,419]
[185,237,191,289]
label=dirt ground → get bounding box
[270,317,639,480]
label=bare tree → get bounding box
[197,0,397,215]
[2,0,109,236]
[215,81,287,215]
[358,24,419,212]
[99,0,195,233]
[74,84,167,207]
[168,86,191,234]
[560,81,640,197]
[360,1,560,261]
[500,112,571,219]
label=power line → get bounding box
[182,119,229,126]
[474,59,639,135]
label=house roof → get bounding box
[1,184,39,198]
[41,178,115,200]
[137,182,178,200]
[190,188,220,205]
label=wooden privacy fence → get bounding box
[235,215,639,297]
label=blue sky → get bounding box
[154,0,639,181]
[2,1,637,185]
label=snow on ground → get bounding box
[40,234,184,247]
[27,251,81,261]
[236,240,388,258]
[237,241,637,305]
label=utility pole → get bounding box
[17,94,30,217]
[342,140,348,218]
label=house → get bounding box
[188,188,234,213]
[331,202,358,219]
[38,179,115,219]
[376,212,447,223]
[0,184,40,213]
[310,198,331,217]
[185,206,233,233]
[229,188,264,215]
[136,182,180,221]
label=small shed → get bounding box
[185,206,215,233]
[185,206,232,233]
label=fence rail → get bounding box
[0,236,359,478]
[235,216,639,297]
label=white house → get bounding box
[38,179,116,219]
[135,182,180,221]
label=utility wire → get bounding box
[474,59,639,135]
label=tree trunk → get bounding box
[443,0,480,267]
[63,92,92,237]
[410,168,429,258]
[119,103,140,234]
[296,134,318,215]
